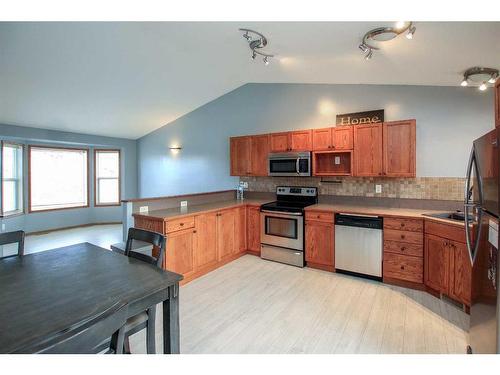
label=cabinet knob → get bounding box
[332,145,336,149]
[180,223,184,226]
[401,223,405,227]
[193,230,197,233]
[400,234,405,240]
[401,247,406,251]
[400,265,405,270]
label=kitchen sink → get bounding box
[422,211,470,222]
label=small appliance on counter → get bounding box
[260,186,318,267]
[268,152,311,177]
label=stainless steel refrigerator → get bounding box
[466,128,500,354]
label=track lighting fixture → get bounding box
[460,67,499,92]
[239,28,274,65]
[358,22,416,60]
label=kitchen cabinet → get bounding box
[448,240,471,306]
[312,151,352,176]
[270,130,312,152]
[235,206,247,254]
[165,228,195,278]
[305,211,334,271]
[383,120,416,177]
[194,212,218,270]
[217,209,236,262]
[230,136,251,176]
[495,79,500,128]
[424,233,450,292]
[353,123,383,176]
[250,134,270,176]
[247,205,261,255]
[312,126,353,151]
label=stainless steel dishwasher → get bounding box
[334,213,383,280]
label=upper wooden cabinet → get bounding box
[270,130,312,152]
[383,120,416,177]
[353,123,383,176]
[230,136,251,176]
[312,126,353,151]
[495,79,500,128]
[250,134,270,176]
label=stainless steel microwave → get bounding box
[268,152,311,177]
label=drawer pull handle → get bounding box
[180,223,184,226]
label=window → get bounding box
[94,149,120,206]
[29,146,89,212]
[1,142,24,216]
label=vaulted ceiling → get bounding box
[1,21,499,139]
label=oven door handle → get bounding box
[261,210,303,216]
[296,157,300,175]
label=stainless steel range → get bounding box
[260,186,318,267]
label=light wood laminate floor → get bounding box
[130,254,469,354]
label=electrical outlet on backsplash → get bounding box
[239,176,465,201]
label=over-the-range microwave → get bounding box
[268,152,311,177]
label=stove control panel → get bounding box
[276,186,317,197]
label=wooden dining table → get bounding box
[0,242,183,354]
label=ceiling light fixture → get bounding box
[461,67,499,91]
[239,28,274,65]
[358,22,416,60]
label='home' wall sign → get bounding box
[336,109,384,126]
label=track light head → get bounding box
[488,77,497,84]
[406,26,416,39]
[364,49,373,60]
[479,82,487,91]
[251,51,256,60]
[263,56,269,65]
[359,43,368,53]
[460,79,468,87]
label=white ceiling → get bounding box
[1,22,499,139]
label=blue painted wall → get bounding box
[137,83,494,198]
[0,124,137,233]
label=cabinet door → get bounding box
[290,130,312,151]
[230,136,251,176]
[235,206,247,254]
[353,123,383,176]
[383,120,416,177]
[312,128,332,151]
[424,234,449,293]
[217,209,236,261]
[495,79,500,128]
[449,240,472,305]
[332,126,353,150]
[269,132,290,152]
[165,228,195,277]
[194,213,218,270]
[247,206,261,254]
[250,134,270,176]
[305,221,334,267]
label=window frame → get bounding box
[1,141,24,217]
[94,148,121,207]
[28,145,90,213]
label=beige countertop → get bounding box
[132,198,271,221]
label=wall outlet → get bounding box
[375,184,382,194]
[334,156,341,165]
[180,200,188,207]
[239,181,248,188]
[139,206,149,214]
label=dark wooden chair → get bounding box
[121,228,166,354]
[26,302,127,354]
[0,230,25,259]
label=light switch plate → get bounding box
[375,184,382,194]
[240,181,248,188]
[139,206,149,214]
[334,156,341,165]
[180,200,188,207]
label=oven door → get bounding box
[260,210,304,251]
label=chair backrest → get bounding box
[125,227,166,268]
[0,230,25,259]
[25,302,128,354]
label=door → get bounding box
[290,130,312,151]
[235,206,247,254]
[353,123,383,176]
[217,209,236,261]
[312,128,332,151]
[247,206,261,254]
[449,240,472,305]
[305,221,334,267]
[250,134,270,176]
[332,126,353,150]
[424,233,449,293]
[383,120,416,177]
[194,213,218,270]
[230,136,251,176]
[165,228,195,277]
[270,132,290,152]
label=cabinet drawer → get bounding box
[305,211,334,223]
[165,216,195,233]
[384,229,423,244]
[383,253,423,283]
[384,217,423,232]
[425,220,466,243]
[384,240,423,257]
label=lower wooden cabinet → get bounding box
[165,228,196,278]
[247,206,261,255]
[194,212,218,270]
[448,240,471,306]
[424,233,449,293]
[235,206,247,254]
[383,252,423,283]
[305,217,334,271]
[217,209,236,262]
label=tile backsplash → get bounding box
[240,176,465,201]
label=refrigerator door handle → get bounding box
[464,146,482,264]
